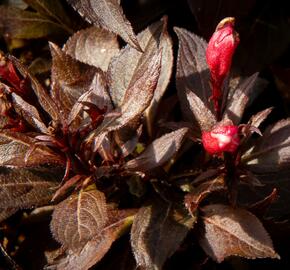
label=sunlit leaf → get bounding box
[64,26,119,71]
[49,208,135,270]
[51,188,108,252]
[200,204,279,262]
[67,0,141,51]
[105,49,161,130]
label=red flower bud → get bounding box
[202,124,240,155]
[206,17,240,114]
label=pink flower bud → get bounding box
[206,17,240,114]
[202,124,240,155]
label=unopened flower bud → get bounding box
[202,124,240,155]
[206,17,240,114]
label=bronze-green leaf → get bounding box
[24,0,72,32]
[0,6,67,39]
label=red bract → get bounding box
[206,17,240,114]
[202,124,240,155]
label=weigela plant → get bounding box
[0,1,289,269]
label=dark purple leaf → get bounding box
[238,170,290,217]
[243,118,290,172]
[108,18,169,108]
[11,93,48,133]
[131,198,195,270]
[51,174,83,202]
[97,134,115,162]
[175,27,213,124]
[118,124,142,158]
[67,72,112,132]
[184,175,225,215]
[85,50,162,143]
[249,188,278,216]
[125,128,188,172]
[64,26,120,71]
[0,167,59,209]
[200,204,279,262]
[144,17,174,136]
[66,0,141,51]
[9,56,60,121]
[0,131,64,166]
[28,57,51,75]
[49,209,135,270]
[223,73,259,125]
[49,42,98,120]
[240,108,273,142]
[191,168,219,185]
[185,87,216,132]
[111,46,160,127]
[51,189,108,252]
